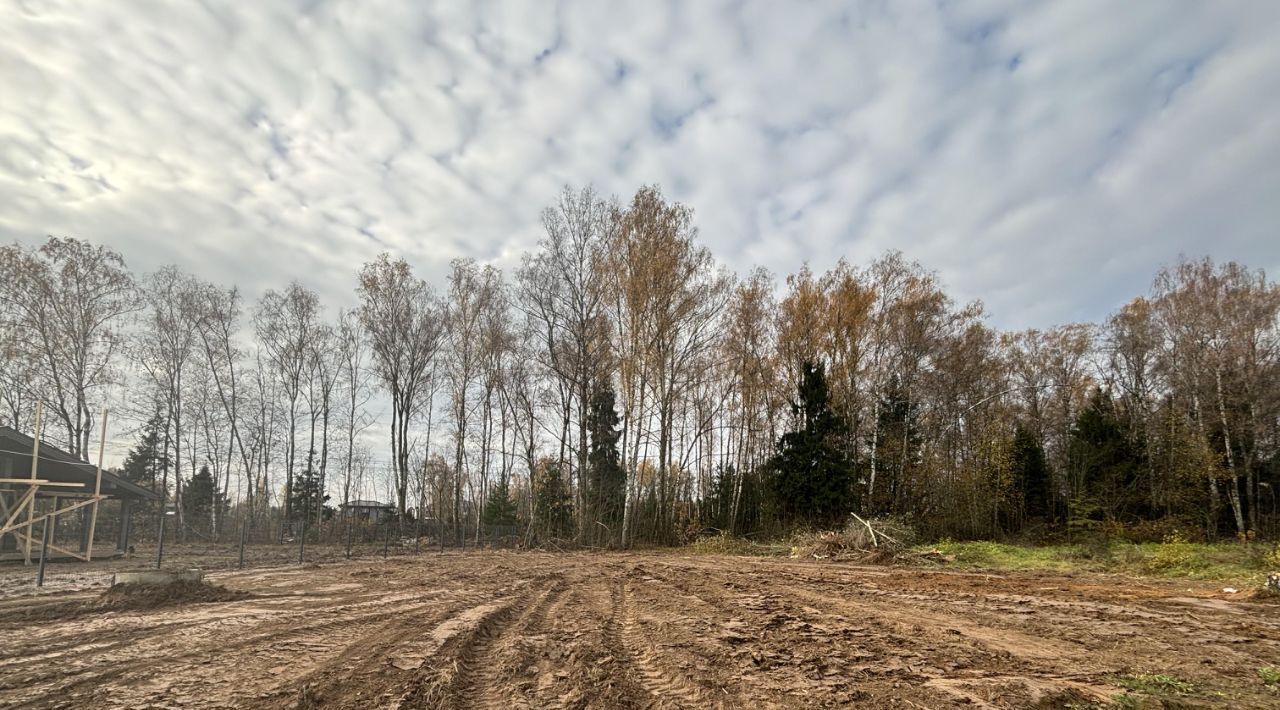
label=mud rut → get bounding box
[1,553,1277,708]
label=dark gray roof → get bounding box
[0,426,160,501]
[341,499,392,509]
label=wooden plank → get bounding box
[7,528,89,562]
[0,547,121,562]
[0,496,103,536]
[25,402,42,564]
[86,408,108,561]
[1,488,36,531]
[0,480,85,487]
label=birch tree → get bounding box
[357,254,444,518]
[0,237,136,457]
[254,283,321,527]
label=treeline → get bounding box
[1,185,1277,546]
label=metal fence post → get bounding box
[36,518,51,587]
[298,517,306,564]
[238,518,247,569]
[155,514,166,570]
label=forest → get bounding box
[1,184,1277,548]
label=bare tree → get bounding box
[445,259,502,541]
[475,280,515,539]
[303,323,338,528]
[357,254,445,518]
[721,268,778,533]
[1154,258,1280,535]
[515,186,613,537]
[134,266,202,536]
[192,283,257,523]
[0,340,39,433]
[335,309,374,515]
[254,283,322,528]
[0,237,137,457]
[604,186,732,544]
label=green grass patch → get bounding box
[1260,666,1280,688]
[1106,692,1140,709]
[911,539,1273,585]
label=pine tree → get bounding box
[764,361,856,528]
[482,480,518,527]
[1068,388,1142,525]
[121,412,167,522]
[122,412,167,489]
[182,465,225,535]
[1010,423,1052,523]
[584,379,625,545]
[289,451,331,525]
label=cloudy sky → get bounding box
[2,0,1277,331]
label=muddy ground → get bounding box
[0,551,1277,708]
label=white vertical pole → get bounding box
[24,402,43,565]
[86,408,108,562]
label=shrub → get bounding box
[1145,532,1208,574]
[1110,518,1203,543]
[1265,544,1280,569]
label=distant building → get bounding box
[339,499,395,523]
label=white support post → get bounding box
[86,408,108,562]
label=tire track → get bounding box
[618,579,723,709]
[6,552,1278,709]
[396,578,559,709]
[0,592,453,707]
[761,579,1118,706]
[461,577,566,709]
[270,592,508,709]
[584,578,655,708]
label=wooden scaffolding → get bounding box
[1,406,155,564]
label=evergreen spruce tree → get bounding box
[1010,423,1052,522]
[584,379,625,545]
[764,361,856,528]
[482,479,518,527]
[121,412,167,521]
[122,412,167,489]
[182,465,224,535]
[1068,388,1142,525]
[289,453,331,526]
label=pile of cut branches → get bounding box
[790,515,916,562]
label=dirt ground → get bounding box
[0,550,1277,709]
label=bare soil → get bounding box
[1,551,1277,708]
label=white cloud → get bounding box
[1,0,1277,329]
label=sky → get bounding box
[1,0,1278,332]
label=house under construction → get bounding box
[0,425,158,563]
